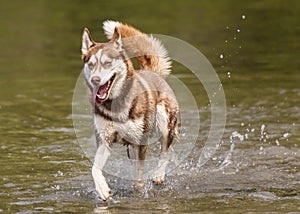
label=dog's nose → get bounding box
[91,76,101,86]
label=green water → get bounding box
[0,0,299,213]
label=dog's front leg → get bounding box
[128,144,147,191]
[92,142,111,201]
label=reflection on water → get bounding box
[0,0,299,213]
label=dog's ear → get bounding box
[81,28,95,55]
[111,27,123,51]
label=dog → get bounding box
[81,20,179,201]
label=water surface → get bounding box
[0,0,299,213]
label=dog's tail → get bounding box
[103,20,171,78]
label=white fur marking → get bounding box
[95,49,102,62]
[82,30,94,55]
[103,20,121,40]
[92,165,111,200]
[145,35,171,76]
[94,115,115,141]
[92,117,112,200]
[108,62,127,99]
[115,118,144,144]
[100,54,111,65]
[94,143,111,170]
[156,104,168,136]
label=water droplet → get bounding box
[237,29,240,33]
[242,15,246,20]
[52,185,60,190]
[234,37,237,40]
[220,54,224,59]
[283,133,290,138]
[241,123,244,126]
[226,26,229,30]
[275,139,280,146]
[227,72,231,78]
[260,124,266,135]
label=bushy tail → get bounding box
[103,20,171,78]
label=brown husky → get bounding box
[81,20,179,201]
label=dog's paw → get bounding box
[152,158,168,185]
[133,179,144,192]
[92,165,111,201]
[152,175,165,185]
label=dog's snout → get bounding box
[91,76,101,86]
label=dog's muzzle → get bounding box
[91,76,101,86]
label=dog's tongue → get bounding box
[93,83,109,104]
[93,87,99,103]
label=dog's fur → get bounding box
[81,20,179,201]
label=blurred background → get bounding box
[0,0,299,213]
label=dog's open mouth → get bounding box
[94,74,116,104]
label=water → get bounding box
[0,0,299,213]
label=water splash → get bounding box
[260,124,266,136]
[217,131,245,170]
[230,131,244,142]
[260,124,269,142]
[218,143,235,169]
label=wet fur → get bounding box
[81,20,178,200]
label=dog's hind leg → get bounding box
[92,142,111,201]
[136,144,147,190]
[153,105,178,185]
[152,135,169,185]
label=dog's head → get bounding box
[81,27,127,105]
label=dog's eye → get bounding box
[87,62,95,70]
[104,61,112,66]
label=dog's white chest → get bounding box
[94,115,144,144]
